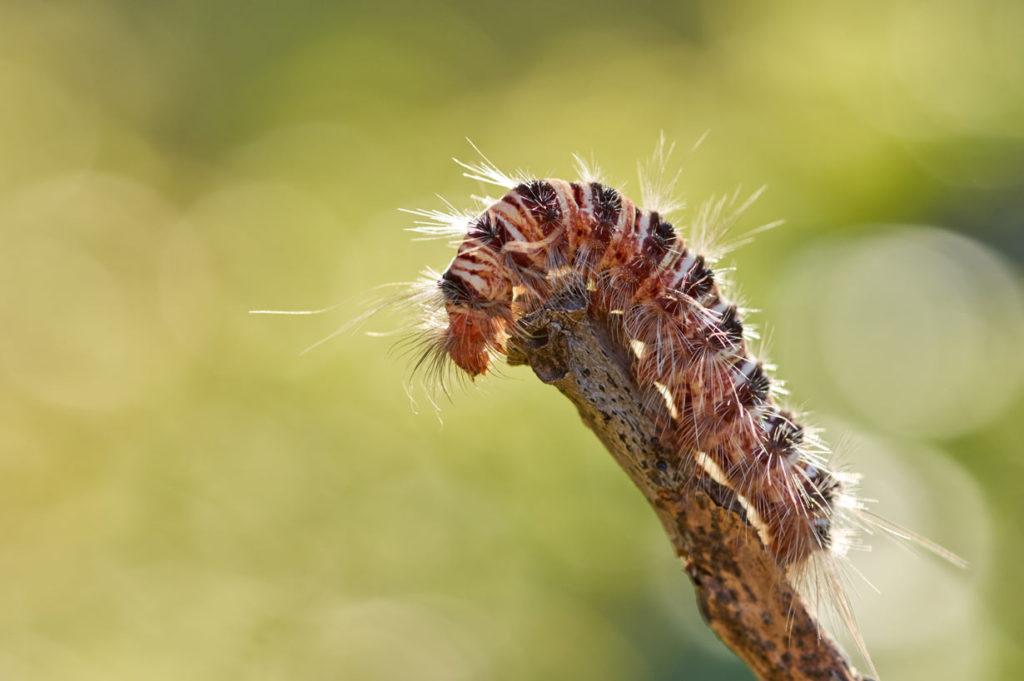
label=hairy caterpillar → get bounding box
[392,143,965,677]
[253,141,965,677]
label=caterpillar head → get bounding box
[437,267,511,378]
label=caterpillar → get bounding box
[393,143,965,678]
[249,142,966,676]
[417,155,845,566]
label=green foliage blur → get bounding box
[1,1,1021,679]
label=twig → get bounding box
[505,289,867,681]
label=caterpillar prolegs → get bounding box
[397,147,964,676]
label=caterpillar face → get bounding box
[437,246,512,377]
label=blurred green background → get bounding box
[1,1,1022,679]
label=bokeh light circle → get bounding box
[777,226,1024,438]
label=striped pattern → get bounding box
[434,178,844,567]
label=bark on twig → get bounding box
[505,289,866,681]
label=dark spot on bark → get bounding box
[742,583,757,602]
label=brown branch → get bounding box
[505,289,867,681]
